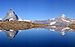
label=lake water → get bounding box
[0,28,75,47]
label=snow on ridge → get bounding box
[50,22,56,25]
[0,18,2,20]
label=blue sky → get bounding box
[0,0,75,20]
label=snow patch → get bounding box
[50,22,56,25]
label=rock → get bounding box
[3,9,18,21]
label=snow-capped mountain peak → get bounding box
[61,14,66,18]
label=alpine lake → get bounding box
[0,21,75,47]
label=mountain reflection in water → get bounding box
[0,25,74,39]
[0,28,32,39]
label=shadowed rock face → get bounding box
[1,9,19,39]
[3,9,18,21]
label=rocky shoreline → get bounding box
[0,21,48,30]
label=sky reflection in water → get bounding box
[0,26,75,47]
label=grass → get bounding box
[0,21,48,30]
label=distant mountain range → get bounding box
[33,14,73,26]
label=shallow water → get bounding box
[0,28,75,47]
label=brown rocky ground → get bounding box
[68,23,75,29]
[0,21,48,30]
